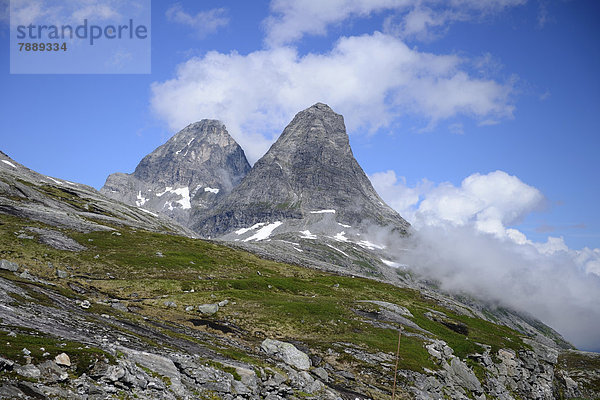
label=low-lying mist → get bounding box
[369,170,600,352]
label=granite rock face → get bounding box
[101,120,251,226]
[192,103,410,237]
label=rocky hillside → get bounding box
[192,103,410,238]
[101,120,251,227]
[0,151,190,236]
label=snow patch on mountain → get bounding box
[244,221,283,242]
[310,209,336,214]
[299,230,317,240]
[136,191,148,207]
[327,244,350,258]
[235,223,266,235]
[357,240,385,250]
[1,160,17,168]
[204,187,219,194]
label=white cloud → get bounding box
[165,3,228,38]
[71,3,120,21]
[370,168,600,350]
[151,32,514,163]
[264,0,527,45]
[371,169,544,238]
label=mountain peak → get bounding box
[192,103,409,237]
[101,121,251,226]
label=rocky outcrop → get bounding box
[261,339,312,370]
[101,120,251,226]
[0,151,192,235]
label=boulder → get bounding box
[197,303,219,315]
[0,259,18,272]
[261,339,311,370]
[55,353,71,367]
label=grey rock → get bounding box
[312,367,328,382]
[0,259,18,272]
[15,363,41,379]
[163,300,177,308]
[101,120,251,227]
[0,357,14,371]
[38,360,68,383]
[444,357,482,394]
[193,103,410,237]
[197,303,219,315]
[218,299,229,307]
[56,269,69,278]
[111,301,129,312]
[25,227,87,252]
[261,338,311,370]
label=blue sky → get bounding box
[1,0,600,350]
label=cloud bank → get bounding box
[370,170,600,351]
[151,32,514,163]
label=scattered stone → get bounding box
[22,348,31,356]
[80,300,91,309]
[197,304,219,315]
[0,259,18,272]
[155,251,164,257]
[17,233,34,239]
[218,299,229,307]
[164,301,177,308]
[56,269,68,278]
[55,353,71,367]
[185,306,194,312]
[261,339,311,370]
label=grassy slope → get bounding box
[0,212,527,377]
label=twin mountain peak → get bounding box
[101,103,410,238]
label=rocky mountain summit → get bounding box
[101,120,251,226]
[193,103,410,238]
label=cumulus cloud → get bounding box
[370,169,600,350]
[371,169,543,237]
[166,3,228,38]
[151,32,514,163]
[264,0,527,45]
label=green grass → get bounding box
[0,213,534,377]
[0,327,114,376]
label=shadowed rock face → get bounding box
[101,120,251,226]
[192,103,410,237]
